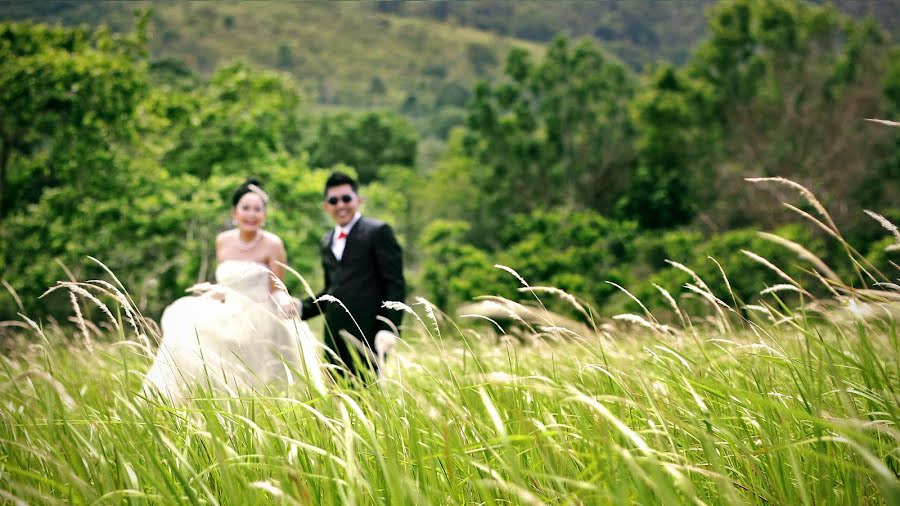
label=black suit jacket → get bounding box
[301,216,405,347]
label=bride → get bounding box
[143,178,325,401]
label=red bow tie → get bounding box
[337,231,348,240]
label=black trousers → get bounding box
[322,315,379,381]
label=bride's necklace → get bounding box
[235,230,262,250]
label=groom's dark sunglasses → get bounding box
[326,194,354,205]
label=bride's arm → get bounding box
[268,237,288,293]
[268,235,300,317]
[215,231,228,264]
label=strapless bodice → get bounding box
[215,261,271,302]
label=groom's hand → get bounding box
[374,330,397,356]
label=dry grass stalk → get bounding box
[494,264,529,287]
[749,181,884,286]
[864,118,900,127]
[2,279,24,313]
[853,289,900,302]
[708,256,739,309]
[68,291,92,351]
[276,261,317,300]
[760,284,808,295]
[684,282,736,333]
[50,282,120,330]
[415,296,440,336]
[518,286,589,319]
[457,298,590,337]
[606,281,657,323]
[88,256,146,321]
[745,177,839,235]
[757,231,844,284]
[459,313,506,334]
[741,250,812,297]
[665,260,713,294]
[86,279,142,337]
[863,210,900,244]
[652,283,685,327]
[612,314,674,337]
[683,284,734,313]
[782,203,841,240]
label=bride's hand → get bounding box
[187,282,228,301]
[273,291,300,318]
[186,282,213,294]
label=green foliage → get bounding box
[415,208,641,315]
[305,111,417,184]
[417,129,480,225]
[0,20,147,218]
[497,209,638,310]
[616,65,710,228]
[685,0,896,231]
[865,236,900,278]
[418,220,505,309]
[0,21,331,321]
[0,2,542,118]
[463,36,636,246]
[434,82,471,108]
[466,42,497,74]
[156,60,304,179]
[3,2,900,331]
[628,224,825,315]
[384,1,717,68]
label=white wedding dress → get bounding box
[143,261,325,401]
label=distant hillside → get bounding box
[0,2,543,117]
[370,0,899,69]
[3,1,896,138]
[374,1,714,69]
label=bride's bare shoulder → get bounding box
[261,230,284,247]
[216,229,237,244]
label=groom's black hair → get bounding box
[324,171,358,196]
[232,177,266,207]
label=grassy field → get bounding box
[1,267,898,504]
[2,180,899,504]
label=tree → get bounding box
[418,220,504,309]
[616,65,710,228]
[0,20,147,220]
[464,36,636,247]
[496,209,638,312]
[306,111,417,184]
[686,0,895,232]
[158,60,304,179]
[0,20,328,321]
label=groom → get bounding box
[301,171,406,380]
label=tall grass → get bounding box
[1,181,898,504]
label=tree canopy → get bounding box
[1,0,898,325]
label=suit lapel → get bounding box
[343,217,361,251]
[341,217,366,263]
[322,230,337,262]
[324,217,364,264]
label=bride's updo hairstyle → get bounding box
[231,177,269,207]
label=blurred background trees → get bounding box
[1,0,898,326]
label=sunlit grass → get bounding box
[2,176,899,504]
[1,287,898,504]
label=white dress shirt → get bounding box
[331,212,361,261]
